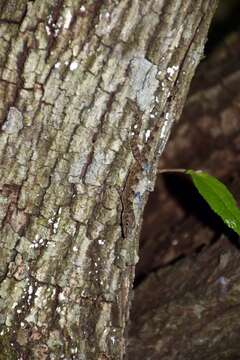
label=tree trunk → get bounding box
[0,1,217,359]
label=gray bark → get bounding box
[0,1,217,359]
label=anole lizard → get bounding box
[120,99,164,238]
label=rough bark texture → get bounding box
[129,33,240,359]
[130,238,240,360]
[0,1,217,359]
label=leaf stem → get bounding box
[158,168,187,174]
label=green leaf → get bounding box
[186,170,240,235]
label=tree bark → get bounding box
[130,238,240,360]
[129,33,240,359]
[0,1,217,359]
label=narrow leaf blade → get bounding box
[186,170,240,235]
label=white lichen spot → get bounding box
[103,328,108,337]
[165,112,170,120]
[46,14,63,37]
[80,5,86,12]
[2,107,23,134]
[73,246,78,252]
[166,65,179,79]
[45,24,51,35]
[150,113,155,119]
[73,45,79,57]
[145,129,151,142]
[63,9,72,29]
[53,217,60,233]
[111,336,115,344]
[54,62,61,69]
[28,285,33,295]
[34,286,43,303]
[98,239,105,245]
[160,121,168,139]
[58,292,66,302]
[71,347,78,354]
[69,61,79,71]
[59,306,67,328]
[51,288,56,299]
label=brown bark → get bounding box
[0,1,217,359]
[130,238,240,360]
[129,33,240,359]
